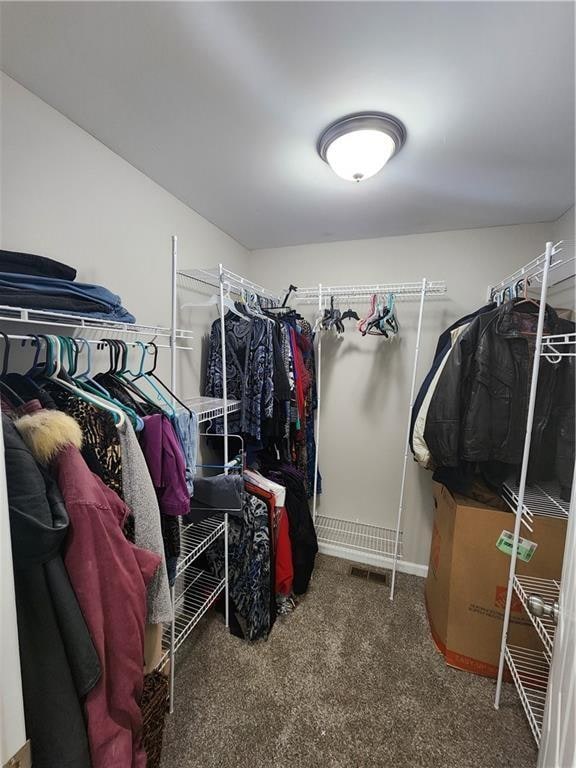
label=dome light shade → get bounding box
[318,112,406,182]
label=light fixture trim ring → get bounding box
[317,111,407,164]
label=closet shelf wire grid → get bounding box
[296,280,446,303]
[177,517,226,578]
[494,239,575,726]
[159,568,226,669]
[0,304,194,349]
[177,267,281,302]
[513,575,559,661]
[487,240,565,298]
[502,479,570,532]
[541,331,576,358]
[185,396,241,423]
[315,515,403,559]
[504,645,550,746]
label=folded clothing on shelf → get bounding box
[0,249,77,281]
[0,271,135,323]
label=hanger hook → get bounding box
[0,331,10,377]
[76,338,92,377]
[146,342,158,375]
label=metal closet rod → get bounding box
[4,334,151,346]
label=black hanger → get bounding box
[0,331,26,406]
[341,307,360,321]
[133,342,193,416]
[23,334,43,375]
[282,284,298,307]
[0,331,11,377]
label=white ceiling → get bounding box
[1,1,574,250]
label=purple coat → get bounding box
[139,414,190,516]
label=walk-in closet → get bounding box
[0,3,574,768]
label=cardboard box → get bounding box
[425,481,566,678]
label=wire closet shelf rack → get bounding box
[0,304,194,349]
[296,280,447,304]
[502,479,571,533]
[177,266,282,302]
[504,645,550,746]
[159,569,226,669]
[296,278,447,601]
[0,239,199,716]
[487,240,574,301]
[493,239,575,746]
[512,575,560,662]
[184,396,241,424]
[168,241,285,712]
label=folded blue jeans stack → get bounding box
[0,249,135,323]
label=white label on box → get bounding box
[496,530,538,562]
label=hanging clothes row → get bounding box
[411,297,575,502]
[2,333,198,768]
[204,296,321,499]
[203,462,318,641]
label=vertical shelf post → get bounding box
[494,241,553,708]
[312,283,323,524]
[170,235,178,393]
[390,277,427,601]
[218,264,230,630]
[168,234,178,714]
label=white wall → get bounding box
[550,206,575,308]
[0,73,250,395]
[249,222,554,570]
[553,205,575,243]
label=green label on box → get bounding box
[496,530,538,562]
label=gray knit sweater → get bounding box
[118,420,172,623]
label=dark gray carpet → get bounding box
[161,555,537,768]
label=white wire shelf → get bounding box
[158,568,225,670]
[315,515,403,559]
[502,479,571,532]
[513,575,559,661]
[296,281,447,304]
[541,331,576,359]
[177,516,226,577]
[186,396,241,423]
[505,644,550,746]
[488,241,567,299]
[178,267,281,302]
[0,304,194,349]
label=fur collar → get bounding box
[15,410,83,465]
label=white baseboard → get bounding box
[317,541,429,579]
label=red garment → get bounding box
[245,481,294,597]
[290,327,306,422]
[54,444,161,768]
[275,507,294,596]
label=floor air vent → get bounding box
[348,566,388,585]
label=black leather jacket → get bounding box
[424,301,573,481]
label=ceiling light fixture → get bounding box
[317,112,406,182]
